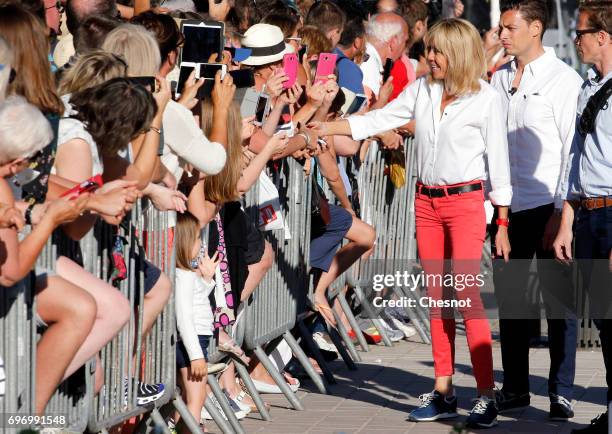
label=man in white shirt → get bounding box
[360,12,409,104]
[490,0,583,420]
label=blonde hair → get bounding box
[201,99,243,204]
[424,19,486,97]
[59,51,128,95]
[101,23,161,76]
[299,25,333,59]
[175,212,201,270]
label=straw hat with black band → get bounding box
[240,23,294,66]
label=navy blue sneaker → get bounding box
[466,396,498,428]
[407,391,458,422]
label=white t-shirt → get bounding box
[55,94,103,177]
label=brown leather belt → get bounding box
[581,197,612,211]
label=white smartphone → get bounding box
[340,87,367,117]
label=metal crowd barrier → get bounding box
[239,158,329,408]
[0,279,37,432]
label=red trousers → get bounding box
[414,184,494,390]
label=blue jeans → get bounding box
[575,205,612,403]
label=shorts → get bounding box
[310,204,353,272]
[143,259,162,294]
[244,219,265,265]
[176,335,211,368]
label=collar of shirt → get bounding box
[365,42,383,74]
[510,46,556,78]
[587,67,612,87]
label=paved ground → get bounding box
[209,324,608,434]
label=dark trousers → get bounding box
[491,203,577,399]
[575,205,612,403]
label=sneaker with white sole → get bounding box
[379,319,405,342]
[466,396,498,428]
[407,391,458,422]
[123,378,165,406]
[224,389,252,414]
[312,331,338,353]
[201,393,248,421]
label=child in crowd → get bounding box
[173,211,219,433]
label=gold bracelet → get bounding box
[148,126,161,134]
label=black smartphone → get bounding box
[199,63,226,79]
[177,64,196,97]
[181,20,225,64]
[383,58,393,82]
[128,76,156,91]
[298,44,308,63]
[229,69,255,88]
[254,94,270,125]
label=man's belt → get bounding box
[581,196,612,211]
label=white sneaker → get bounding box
[312,331,338,353]
[391,317,417,339]
[379,319,405,342]
[201,393,248,421]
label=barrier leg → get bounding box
[234,362,272,421]
[282,330,330,395]
[149,407,172,434]
[202,386,235,434]
[392,287,431,344]
[208,374,246,434]
[329,304,361,364]
[325,323,357,371]
[336,292,369,354]
[297,319,336,385]
[352,285,393,346]
[253,345,304,411]
[172,394,205,434]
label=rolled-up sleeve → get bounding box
[163,100,227,176]
[483,91,512,206]
[553,72,582,209]
[347,78,420,141]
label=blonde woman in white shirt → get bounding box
[311,19,512,428]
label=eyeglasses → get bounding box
[286,37,302,43]
[574,28,601,40]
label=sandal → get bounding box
[218,340,250,365]
[237,379,271,412]
[314,302,337,328]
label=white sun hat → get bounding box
[240,23,294,66]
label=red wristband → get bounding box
[496,218,509,227]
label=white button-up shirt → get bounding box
[347,77,512,206]
[360,42,384,99]
[491,48,583,212]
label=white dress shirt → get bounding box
[360,42,384,99]
[491,48,583,212]
[347,77,512,206]
[175,268,214,362]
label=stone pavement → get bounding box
[209,326,608,434]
